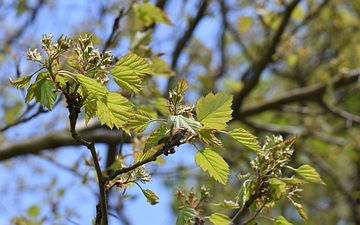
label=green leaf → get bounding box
[237,16,253,33]
[198,127,223,148]
[96,92,134,129]
[274,216,293,225]
[141,189,159,205]
[27,205,40,217]
[176,207,197,225]
[268,178,286,200]
[280,176,308,185]
[152,58,175,77]
[195,148,229,185]
[126,110,153,133]
[209,213,231,225]
[177,78,188,94]
[110,53,153,93]
[227,128,262,152]
[289,198,308,222]
[295,164,325,185]
[134,3,173,27]
[237,180,255,206]
[83,94,97,124]
[144,125,169,152]
[168,115,201,134]
[40,79,57,110]
[76,74,108,102]
[153,96,170,117]
[195,92,233,130]
[10,74,34,88]
[25,72,48,102]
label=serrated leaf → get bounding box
[168,115,201,134]
[281,176,308,185]
[134,3,173,27]
[198,127,223,148]
[289,198,308,222]
[209,213,231,225]
[154,96,170,117]
[25,72,48,102]
[227,128,262,152]
[126,110,153,133]
[274,216,293,225]
[177,78,188,94]
[27,205,40,217]
[141,189,159,205]
[237,16,253,33]
[196,92,233,130]
[176,207,197,225]
[195,148,229,185]
[268,178,286,200]
[40,79,57,110]
[295,164,325,185]
[10,74,34,88]
[144,125,169,152]
[84,94,97,123]
[96,92,134,129]
[110,53,153,93]
[76,74,108,102]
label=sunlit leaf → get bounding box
[144,125,169,152]
[141,188,159,205]
[154,96,170,117]
[227,128,262,152]
[134,3,173,27]
[176,207,197,225]
[76,73,108,102]
[40,79,57,110]
[236,180,255,206]
[9,74,34,88]
[268,178,286,200]
[110,53,153,93]
[289,198,308,222]
[152,58,175,77]
[281,176,307,185]
[274,216,293,225]
[25,72,48,102]
[27,205,40,217]
[167,115,201,134]
[295,164,326,185]
[126,110,154,133]
[209,213,232,225]
[96,92,134,129]
[195,148,229,185]
[198,127,223,148]
[196,92,233,130]
[209,200,239,209]
[177,78,188,94]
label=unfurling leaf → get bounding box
[196,92,233,130]
[195,148,229,185]
[141,189,159,205]
[76,73,108,102]
[25,72,48,102]
[295,164,325,185]
[176,207,197,225]
[227,128,262,152]
[268,178,286,200]
[126,110,153,133]
[144,125,169,152]
[110,53,153,93]
[274,216,293,225]
[209,200,239,209]
[209,213,231,225]
[198,127,223,148]
[40,79,57,110]
[289,198,308,222]
[168,115,201,134]
[10,74,34,88]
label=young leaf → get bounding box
[141,189,159,205]
[151,58,175,77]
[168,115,201,134]
[280,176,308,185]
[40,79,57,110]
[176,207,197,225]
[236,180,255,206]
[198,127,223,149]
[177,78,188,94]
[268,178,286,200]
[126,110,153,133]
[288,198,308,222]
[27,204,40,217]
[10,74,34,88]
[195,92,233,130]
[110,53,153,93]
[76,74,108,102]
[294,164,325,185]
[274,216,293,225]
[83,94,97,124]
[195,148,229,185]
[96,92,134,129]
[134,3,173,27]
[227,128,262,152]
[209,213,231,225]
[209,200,239,209]
[154,96,170,117]
[144,125,169,152]
[25,72,48,102]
